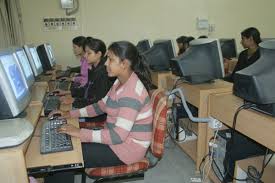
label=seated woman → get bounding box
[176,36,194,55]
[224,27,262,83]
[61,37,114,109]
[68,36,87,74]
[50,41,153,167]
[176,36,187,55]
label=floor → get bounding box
[75,137,202,183]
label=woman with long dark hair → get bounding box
[50,41,153,168]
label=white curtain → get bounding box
[0,0,24,49]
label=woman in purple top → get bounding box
[63,36,90,86]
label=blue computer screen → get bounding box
[1,54,27,100]
[30,47,42,70]
[16,50,33,79]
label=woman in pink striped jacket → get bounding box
[53,41,153,168]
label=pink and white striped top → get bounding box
[70,72,153,164]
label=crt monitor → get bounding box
[143,39,175,71]
[14,47,35,88]
[233,40,275,114]
[36,43,55,71]
[23,45,43,77]
[219,38,237,59]
[46,43,56,65]
[170,38,225,84]
[0,49,31,119]
[136,39,152,54]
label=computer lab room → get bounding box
[1,0,275,183]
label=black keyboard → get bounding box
[55,81,70,91]
[43,96,61,116]
[56,70,71,79]
[40,118,73,154]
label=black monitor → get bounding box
[143,40,175,71]
[136,39,151,54]
[219,38,237,59]
[37,43,56,71]
[233,39,275,116]
[0,49,31,119]
[170,38,224,84]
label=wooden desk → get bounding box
[209,93,275,152]
[207,93,275,182]
[174,80,233,170]
[0,103,42,183]
[151,71,172,89]
[30,82,49,104]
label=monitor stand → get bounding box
[0,118,34,148]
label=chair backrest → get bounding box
[150,89,168,159]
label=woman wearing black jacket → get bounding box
[61,37,114,110]
[224,27,262,83]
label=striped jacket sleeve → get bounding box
[70,94,108,118]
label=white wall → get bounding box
[20,0,275,67]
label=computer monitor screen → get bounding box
[0,50,31,119]
[136,39,151,54]
[37,43,54,71]
[143,40,175,71]
[170,38,225,84]
[1,55,27,99]
[24,45,43,77]
[219,38,237,59]
[15,48,35,87]
[30,47,43,70]
[46,44,56,65]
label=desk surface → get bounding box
[210,93,275,152]
[30,82,49,104]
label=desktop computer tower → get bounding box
[212,129,266,182]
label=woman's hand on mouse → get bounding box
[57,124,81,138]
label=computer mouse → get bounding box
[48,113,62,120]
[59,78,66,82]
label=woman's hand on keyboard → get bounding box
[57,124,81,138]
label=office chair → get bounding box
[81,89,168,183]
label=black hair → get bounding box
[84,37,106,58]
[176,36,188,55]
[241,27,262,45]
[186,36,195,44]
[108,41,152,92]
[176,36,188,44]
[198,35,208,39]
[72,36,86,47]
